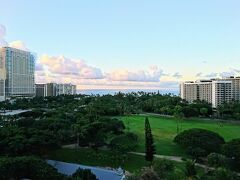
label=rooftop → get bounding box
[47,160,125,180]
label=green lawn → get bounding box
[46,148,149,172]
[121,115,240,156]
[46,148,191,173]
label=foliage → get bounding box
[222,138,240,170]
[0,127,59,156]
[174,128,225,158]
[109,132,138,154]
[140,167,160,180]
[145,117,156,162]
[201,168,240,180]
[0,156,64,180]
[72,168,97,180]
[184,160,197,178]
[207,153,228,168]
[153,158,174,178]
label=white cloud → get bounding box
[172,72,182,79]
[219,71,235,78]
[39,55,104,79]
[107,66,166,82]
[9,40,28,51]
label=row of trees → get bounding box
[1,93,240,120]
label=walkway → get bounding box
[129,152,214,170]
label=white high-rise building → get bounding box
[224,76,240,102]
[35,83,76,97]
[0,49,6,101]
[180,80,212,103]
[0,47,35,101]
[56,83,76,96]
[180,78,238,107]
[212,80,232,108]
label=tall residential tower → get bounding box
[180,77,239,108]
[0,47,35,101]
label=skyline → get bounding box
[0,0,240,91]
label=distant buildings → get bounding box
[0,47,77,101]
[180,77,240,107]
[0,47,35,101]
[35,83,76,97]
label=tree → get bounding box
[153,159,174,179]
[173,105,184,133]
[207,153,229,168]
[145,117,156,162]
[184,160,197,179]
[72,168,97,180]
[140,167,160,180]
[200,107,208,117]
[0,156,64,180]
[222,138,240,170]
[174,128,225,158]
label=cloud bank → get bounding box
[107,66,166,82]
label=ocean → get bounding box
[77,89,179,96]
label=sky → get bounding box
[0,0,240,91]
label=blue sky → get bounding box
[0,0,240,90]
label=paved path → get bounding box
[129,152,183,162]
[129,152,214,170]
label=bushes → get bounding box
[0,156,64,180]
[201,167,240,180]
[72,168,97,180]
[222,138,240,170]
[109,132,138,152]
[174,128,225,158]
[153,159,174,178]
[207,153,228,168]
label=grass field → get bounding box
[121,115,240,157]
[47,148,149,172]
[47,148,193,173]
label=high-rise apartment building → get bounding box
[180,78,238,107]
[56,83,76,96]
[0,49,6,101]
[180,80,212,103]
[0,47,35,101]
[35,83,76,97]
[224,76,240,101]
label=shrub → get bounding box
[184,160,197,178]
[208,167,239,180]
[153,159,174,178]
[207,153,228,168]
[72,168,97,180]
[222,138,240,170]
[174,128,225,158]
[140,167,160,180]
[167,169,186,180]
[0,156,64,180]
[186,147,206,159]
[109,132,138,154]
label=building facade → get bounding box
[180,80,212,104]
[180,78,238,107]
[0,49,6,101]
[224,76,240,102]
[35,83,76,97]
[56,83,76,96]
[212,80,232,108]
[0,47,35,101]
